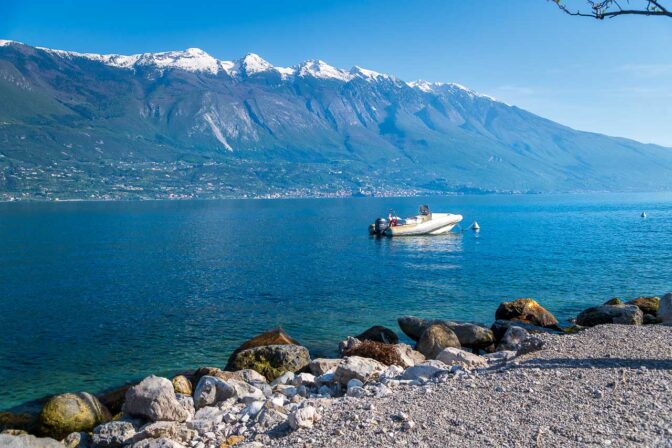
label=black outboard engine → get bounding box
[374,218,389,236]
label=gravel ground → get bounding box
[268,325,672,448]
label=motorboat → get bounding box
[369,205,463,236]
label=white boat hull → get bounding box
[385,213,462,236]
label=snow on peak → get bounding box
[130,48,221,74]
[0,40,18,47]
[297,60,354,82]
[350,66,390,82]
[240,53,273,74]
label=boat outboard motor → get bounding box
[374,218,389,235]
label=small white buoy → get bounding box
[471,221,480,231]
[641,212,647,218]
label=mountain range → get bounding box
[1,40,671,200]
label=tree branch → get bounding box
[552,0,672,19]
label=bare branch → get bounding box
[551,0,672,19]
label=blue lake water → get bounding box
[1,193,671,410]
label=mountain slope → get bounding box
[0,40,671,199]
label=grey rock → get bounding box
[659,293,672,324]
[338,337,362,355]
[0,434,64,448]
[355,325,399,344]
[576,304,643,327]
[92,421,136,447]
[270,372,295,387]
[123,376,190,422]
[63,432,89,448]
[192,376,236,409]
[497,326,530,351]
[129,437,186,448]
[399,363,447,381]
[516,336,545,356]
[491,319,563,341]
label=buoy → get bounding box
[471,221,480,231]
[641,212,647,218]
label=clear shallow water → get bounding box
[1,193,671,410]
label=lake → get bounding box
[1,193,671,411]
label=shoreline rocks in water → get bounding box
[2,293,671,447]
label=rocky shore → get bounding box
[2,294,671,448]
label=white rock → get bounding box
[288,406,318,430]
[309,358,341,376]
[436,347,488,369]
[242,400,264,417]
[270,372,295,386]
[334,356,386,385]
[380,365,404,382]
[293,373,316,386]
[399,363,447,381]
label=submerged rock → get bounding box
[226,344,310,381]
[123,376,191,422]
[576,304,643,327]
[626,297,660,316]
[226,328,301,368]
[495,298,560,329]
[355,325,399,344]
[416,324,461,359]
[39,392,111,440]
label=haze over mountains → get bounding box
[1,40,671,199]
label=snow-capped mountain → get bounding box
[1,40,671,198]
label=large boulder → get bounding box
[192,376,236,409]
[576,304,643,327]
[626,297,660,316]
[226,328,301,368]
[123,376,191,422]
[416,324,461,359]
[495,298,560,329]
[491,319,562,341]
[398,316,494,350]
[355,326,399,344]
[342,340,424,367]
[39,392,111,440]
[660,293,672,324]
[226,344,310,381]
[436,348,488,369]
[333,356,386,385]
[0,434,64,448]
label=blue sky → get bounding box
[2,0,672,146]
